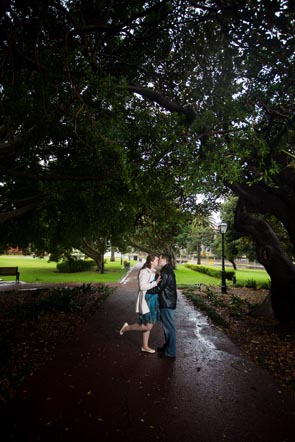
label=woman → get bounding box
[119,254,161,353]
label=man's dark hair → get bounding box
[160,254,172,265]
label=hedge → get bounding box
[184,263,236,281]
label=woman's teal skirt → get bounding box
[138,293,161,324]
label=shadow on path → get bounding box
[1,265,295,441]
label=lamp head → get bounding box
[218,221,227,234]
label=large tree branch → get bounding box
[0,125,38,169]
[127,84,197,123]
[0,202,37,224]
[230,182,288,217]
[128,241,158,256]
[230,181,295,249]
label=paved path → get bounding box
[1,265,295,441]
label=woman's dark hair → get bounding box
[141,254,158,270]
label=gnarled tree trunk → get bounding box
[229,259,237,270]
[235,199,295,322]
[79,238,105,273]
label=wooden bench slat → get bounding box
[0,267,18,273]
[0,266,20,283]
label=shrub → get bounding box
[244,279,257,289]
[56,258,95,273]
[40,288,81,312]
[259,280,271,290]
[184,263,235,281]
[228,295,243,316]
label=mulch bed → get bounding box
[0,284,114,403]
[181,285,295,397]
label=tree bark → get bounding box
[229,259,237,270]
[127,85,197,124]
[235,199,295,321]
[197,241,201,265]
[250,293,275,319]
[231,180,295,252]
[0,202,38,224]
[79,239,105,273]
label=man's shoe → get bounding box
[157,346,166,353]
[158,352,176,359]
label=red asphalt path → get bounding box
[1,265,295,441]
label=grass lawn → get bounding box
[0,255,129,284]
[175,264,220,285]
[175,263,269,288]
[235,268,270,286]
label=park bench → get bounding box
[0,267,20,283]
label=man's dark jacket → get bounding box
[158,264,177,309]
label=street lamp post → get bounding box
[218,221,228,294]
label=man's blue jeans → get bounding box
[160,308,176,357]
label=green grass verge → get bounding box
[184,289,229,328]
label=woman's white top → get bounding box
[135,267,158,314]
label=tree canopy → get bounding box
[1,0,295,318]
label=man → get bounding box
[157,254,177,358]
